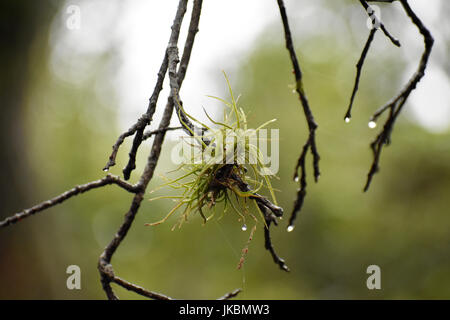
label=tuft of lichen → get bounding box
[146,73,279,236]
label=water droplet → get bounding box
[103,168,109,172]
[344,117,351,123]
[294,176,299,182]
[241,224,247,231]
[287,225,295,232]
[368,121,377,129]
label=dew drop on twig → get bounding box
[368,121,377,129]
[287,225,295,232]
[344,117,351,123]
[241,224,247,231]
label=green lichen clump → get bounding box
[146,73,278,232]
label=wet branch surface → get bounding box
[345,0,433,191]
[276,0,320,230]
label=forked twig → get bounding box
[345,0,401,121]
[363,0,433,191]
[276,0,320,230]
[345,0,433,191]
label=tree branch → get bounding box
[276,0,320,230]
[142,126,183,141]
[112,276,173,300]
[217,289,242,300]
[363,0,433,191]
[344,28,377,121]
[103,53,168,176]
[260,202,290,272]
[96,0,237,300]
[0,174,139,228]
[97,0,190,299]
[345,0,402,121]
[359,0,401,47]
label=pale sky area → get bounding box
[49,0,450,134]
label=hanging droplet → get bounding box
[368,121,377,129]
[344,117,351,123]
[287,225,295,232]
[103,168,109,172]
[294,176,299,182]
[241,224,247,231]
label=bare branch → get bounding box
[98,0,209,300]
[367,0,396,3]
[359,0,401,47]
[142,126,183,141]
[217,289,242,300]
[103,54,169,175]
[345,0,403,121]
[0,174,139,228]
[112,276,173,300]
[98,91,178,300]
[289,140,309,228]
[260,202,290,272]
[363,0,433,191]
[345,28,377,120]
[276,0,320,230]
[229,169,287,271]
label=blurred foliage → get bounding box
[1,1,449,300]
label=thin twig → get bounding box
[230,170,287,271]
[112,276,173,300]
[359,0,401,47]
[98,90,178,300]
[217,289,242,300]
[276,0,320,230]
[104,0,203,179]
[289,140,309,228]
[103,54,169,175]
[120,0,203,180]
[344,28,377,120]
[142,126,182,141]
[345,0,402,121]
[98,0,207,300]
[363,0,433,191]
[259,202,290,272]
[0,174,139,228]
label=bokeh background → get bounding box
[1,0,449,299]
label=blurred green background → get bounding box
[1,0,449,299]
